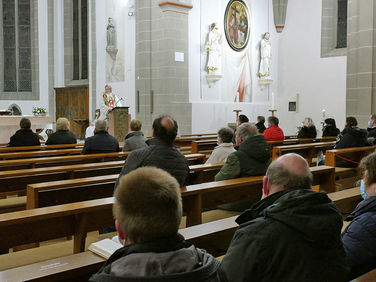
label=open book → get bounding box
[88,238,123,259]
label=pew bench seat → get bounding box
[0,196,26,213]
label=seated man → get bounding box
[342,152,376,280]
[89,167,223,281]
[81,120,119,154]
[206,127,235,164]
[220,153,349,282]
[122,119,147,152]
[8,117,40,147]
[255,115,266,133]
[262,116,284,141]
[367,114,376,138]
[115,115,189,187]
[45,117,77,145]
[215,123,270,181]
[232,114,249,144]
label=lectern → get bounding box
[107,107,130,142]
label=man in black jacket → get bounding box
[115,115,189,188]
[220,153,349,282]
[90,167,224,282]
[81,120,119,154]
[8,117,40,147]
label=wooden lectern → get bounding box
[107,107,130,142]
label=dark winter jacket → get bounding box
[220,189,349,282]
[342,196,376,280]
[335,127,368,149]
[45,130,77,145]
[89,234,225,282]
[81,131,120,154]
[297,126,317,139]
[367,127,376,138]
[323,125,340,137]
[8,128,40,147]
[122,131,147,152]
[116,138,189,187]
[215,135,271,181]
[255,121,266,133]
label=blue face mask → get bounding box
[360,180,369,200]
[368,121,372,128]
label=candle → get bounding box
[322,109,326,119]
[271,92,275,109]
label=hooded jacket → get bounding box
[335,127,368,149]
[220,189,349,282]
[342,196,376,280]
[116,138,189,187]
[297,126,317,139]
[215,135,271,181]
[89,234,225,282]
[122,131,147,152]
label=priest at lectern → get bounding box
[101,84,123,119]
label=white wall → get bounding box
[189,0,280,133]
[95,0,136,120]
[275,0,346,135]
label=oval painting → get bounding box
[224,0,250,52]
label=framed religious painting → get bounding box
[224,0,250,52]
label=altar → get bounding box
[0,115,53,144]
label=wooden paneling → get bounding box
[55,86,89,138]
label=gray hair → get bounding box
[236,122,258,141]
[266,161,313,190]
[95,119,107,132]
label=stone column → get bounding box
[346,0,376,126]
[135,0,192,135]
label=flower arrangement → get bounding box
[32,107,47,116]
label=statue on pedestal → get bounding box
[258,32,272,82]
[206,23,222,73]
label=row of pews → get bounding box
[0,132,373,281]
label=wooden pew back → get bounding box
[325,145,376,167]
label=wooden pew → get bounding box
[0,216,238,280]
[25,166,336,225]
[325,145,376,167]
[272,141,336,165]
[327,187,362,217]
[0,143,84,153]
[181,133,217,137]
[0,148,83,160]
[0,153,205,197]
[174,136,219,148]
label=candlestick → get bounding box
[269,109,277,117]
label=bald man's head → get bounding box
[262,153,313,198]
[152,115,178,144]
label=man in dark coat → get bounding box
[90,167,224,282]
[81,120,119,154]
[342,152,376,280]
[255,115,266,133]
[45,117,77,145]
[8,117,40,147]
[115,115,189,188]
[215,122,271,181]
[335,116,368,149]
[220,153,349,282]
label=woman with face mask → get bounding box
[342,152,376,280]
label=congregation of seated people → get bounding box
[5,112,376,281]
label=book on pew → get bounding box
[88,238,122,259]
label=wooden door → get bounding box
[55,86,89,138]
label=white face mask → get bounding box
[368,121,372,127]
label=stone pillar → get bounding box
[346,0,376,126]
[135,0,192,135]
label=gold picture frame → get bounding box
[224,0,250,52]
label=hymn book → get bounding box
[88,238,122,259]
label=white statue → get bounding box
[106,17,116,48]
[100,84,123,119]
[205,23,222,73]
[258,32,272,80]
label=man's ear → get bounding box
[115,219,125,243]
[262,176,270,199]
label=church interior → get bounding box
[0,0,375,281]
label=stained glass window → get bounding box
[73,0,88,80]
[337,0,347,48]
